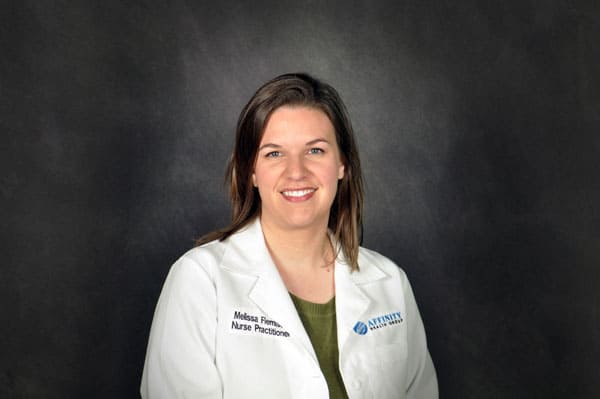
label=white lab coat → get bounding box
[141,219,437,399]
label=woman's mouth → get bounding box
[281,188,316,201]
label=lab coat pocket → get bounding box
[363,341,408,398]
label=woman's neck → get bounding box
[261,219,331,269]
[260,218,336,303]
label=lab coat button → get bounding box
[351,380,362,390]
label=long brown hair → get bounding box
[197,73,364,271]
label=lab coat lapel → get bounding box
[221,219,317,360]
[249,269,317,360]
[335,254,388,352]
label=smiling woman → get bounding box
[140,73,438,399]
[254,107,345,244]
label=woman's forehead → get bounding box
[260,106,335,145]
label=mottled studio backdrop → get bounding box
[2,0,599,398]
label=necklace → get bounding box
[322,235,336,272]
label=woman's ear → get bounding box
[252,173,257,187]
[338,163,345,180]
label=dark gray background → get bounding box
[2,0,599,397]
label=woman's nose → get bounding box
[284,155,308,179]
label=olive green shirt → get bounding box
[290,294,349,399]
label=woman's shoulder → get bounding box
[357,245,408,280]
[167,238,228,279]
[169,220,267,279]
[186,237,227,262]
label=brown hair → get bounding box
[197,73,364,270]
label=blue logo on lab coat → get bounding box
[353,311,403,335]
[353,321,368,335]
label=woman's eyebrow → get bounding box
[258,143,282,151]
[305,138,330,146]
[259,139,330,151]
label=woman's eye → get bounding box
[266,151,282,158]
[308,148,324,155]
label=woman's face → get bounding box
[253,106,345,233]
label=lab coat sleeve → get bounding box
[403,273,438,399]
[141,253,222,399]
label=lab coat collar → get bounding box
[219,218,389,358]
[334,248,388,352]
[219,218,318,361]
[220,218,388,283]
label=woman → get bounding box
[141,73,438,398]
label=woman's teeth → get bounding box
[282,189,315,197]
